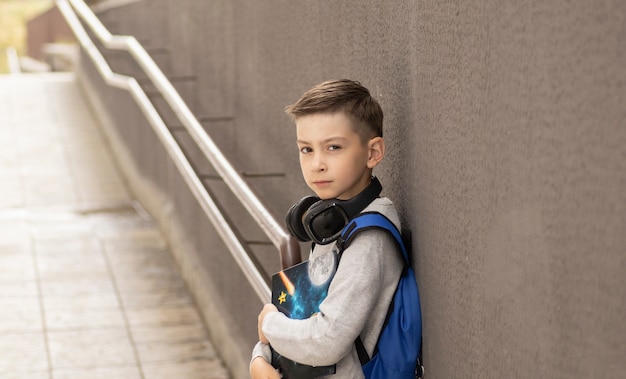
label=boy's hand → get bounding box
[257,303,278,344]
[250,356,281,379]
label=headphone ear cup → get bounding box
[285,196,320,242]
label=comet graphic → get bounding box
[278,271,295,295]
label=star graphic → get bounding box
[278,291,287,304]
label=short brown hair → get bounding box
[285,79,383,140]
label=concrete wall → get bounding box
[82,1,625,377]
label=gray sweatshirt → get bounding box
[252,197,404,378]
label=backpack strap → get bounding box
[337,212,409,266]
[337,212,409,365]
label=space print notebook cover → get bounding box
[270,251,338,378]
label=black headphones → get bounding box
[285,177,383,245]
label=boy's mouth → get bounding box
[312,180,332,188]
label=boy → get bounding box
[250,79,404,378]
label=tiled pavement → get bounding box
[0,73,231,379]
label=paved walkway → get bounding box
[0,73,230,379]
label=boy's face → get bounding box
[296,111,379,200]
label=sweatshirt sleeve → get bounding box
[262,228,396,367]
[250,341,272,368]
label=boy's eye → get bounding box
[328,145,341,151]
[300,146,312,154]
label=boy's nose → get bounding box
[311,154,326,172]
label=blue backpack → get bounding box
[338,212,424,379]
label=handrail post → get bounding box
[280,236,302,269]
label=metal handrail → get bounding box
[6,47,21,74]
[56,0,301,302]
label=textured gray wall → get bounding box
[86,1,625,377]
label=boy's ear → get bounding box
[367,137,385,168]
